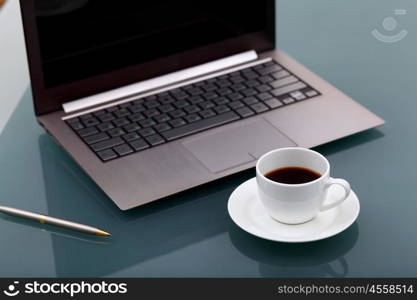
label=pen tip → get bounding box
[96,229,111,236]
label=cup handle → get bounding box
[320,177,351,212]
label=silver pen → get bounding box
[0,205,111,236]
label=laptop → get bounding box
[20,0,384,210]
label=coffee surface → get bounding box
[264,166,321,184]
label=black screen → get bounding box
[21,0,275,114]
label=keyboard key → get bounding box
[188,96,204,104]
[129,139,149,151]
[173,99,190,108]
[214,105,231,114]
[123,122,141,132]
[82,118,100,127]
[236,107,255,118]
[129,112,145,122]
[97,149,117,161]
[230,75,245,83]
[282,97,295,104]
[216,79,231,88]
[271,70,290,79]
[201,83,217,92]
[217,88,233,96]
[304,89,319,97]
[228,101,245,110]
[187,87,204,96]
[98,113,115,122]
[213,97,229,105]
[202,92,218,100]
[113,144,134,156]
[242,88,257,97]
[250,103,269,113]
[230,83,246,91]
[108,128,126,137]
[113,118,130,127]
[154,114,171,123]
[172,91,188,101]
[169,118,187,127]
[270,82,307,97]
[184,114,202,123]
[144,108,160,118]
[84,132,109,145]
[199,109,216,119]
[145,134,165,146]
[257,92,273,101]
[184,105,201,114]
[245,79,260,88]
[138,119,156,128]
[270,76,299,89]
[161,111,240,141]
[258,75,274,83]
[265,98,283,109]
[169,109,186,118]
[255,84,272,93]
[154,123,172,132]
[290,91,307,101]
[159,95,175,104]
[228,92,244,101]
[78,127,98,137]
[129,104,145,113]
[159,104,175,113]
[69,122,84,131]
[91,137,124,152]
[123,132,141,142]
[97,122,115,131]
[138,127,156,137]
[241,71,258,79]
[114,108,130,118]
[242,97,259,106]
[144,100,160,109]
[199,101,215,109]
[256,64,282,75]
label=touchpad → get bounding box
[183,119,296,173]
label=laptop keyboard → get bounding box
[65,60,320,162]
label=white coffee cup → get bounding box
[256,147,351,224]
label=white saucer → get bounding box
[228,178,360,243]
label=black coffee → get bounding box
[264,166,321,184]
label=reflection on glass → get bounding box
[228,221,359,277]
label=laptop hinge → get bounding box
[62,50,258,114]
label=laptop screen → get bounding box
[20,0,275,114]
